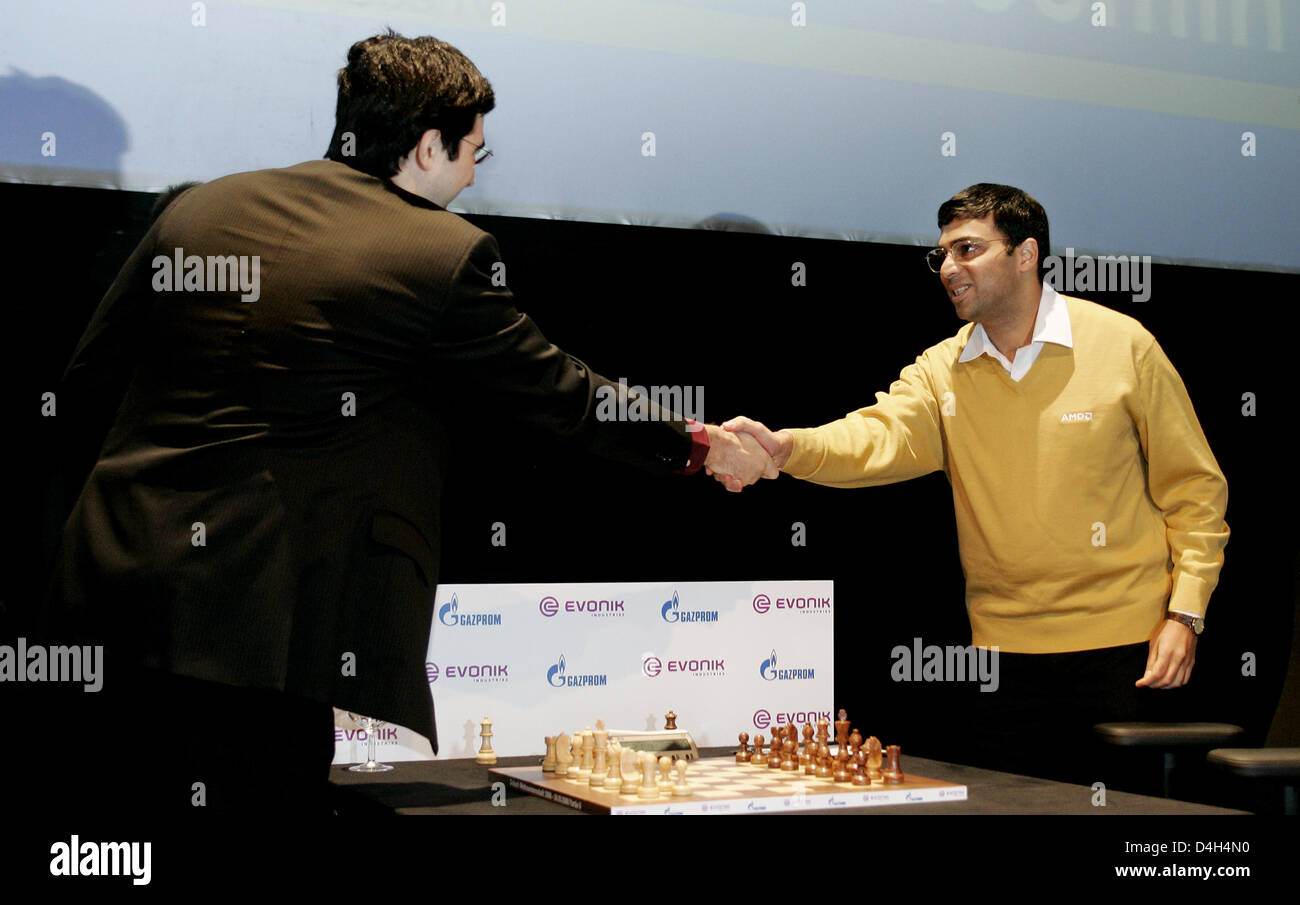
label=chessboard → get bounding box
[491,756,968,815]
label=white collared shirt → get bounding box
[957,282,1073,381]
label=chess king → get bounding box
[719,184,1227,784]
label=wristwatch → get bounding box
[1166,612,1205,635]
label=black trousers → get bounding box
[24,667,337,815]
[957,642,1161,790]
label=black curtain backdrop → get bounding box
[8,180,1297,794]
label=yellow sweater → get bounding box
[783,296,1228,653]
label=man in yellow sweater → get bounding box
[723,184,1228,783]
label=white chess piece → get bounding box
[605,741,623,791]
[555,732,572,777]
[620,747,640,794]
[638,752,659,799]
[672,759,692,797]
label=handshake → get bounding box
[702,417,793,493]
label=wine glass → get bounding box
[346,712,394,773]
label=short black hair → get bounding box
[325,30,495,179]
[150,181,201,224]
[938,184,1050,285]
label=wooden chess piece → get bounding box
[752,734,766,763]
[781,738,797,771]
[620,747,640,794]
[638,752,659,799]
[816,743,833,781]
[800,723,815,773]
[767,727,783,769]
[542,735,557,773]
[555,732,572,777]
[605,741,623,790]
[883,745,904,783]
[736,732,751,764]
[658,755,673,792]
[476,717,497,765]
[866,736,884,782]
[834,709,850,753]
[672,759,692,797]
[833,746,850,784]
[816,718,830,748]
[590,721,609,787]
[664,710,677,730]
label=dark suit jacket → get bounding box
[49,160,693,748]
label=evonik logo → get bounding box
[751,593,831,615]
[642,652,725,678]
[538,596,624,618]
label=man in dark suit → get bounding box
[43,32,772,812]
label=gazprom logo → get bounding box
[660,590,718,624]
[759,649,815,681]
[547,653,607,689]
[438,593,502,628]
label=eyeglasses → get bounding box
[924,238,1009,273]
[461,137,493,164]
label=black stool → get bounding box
[1207,748,1300,815]
[1094,722,1244,798]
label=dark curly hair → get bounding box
[325,30,495,178]
[938,184,1050,285]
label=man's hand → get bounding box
[703,424,777,492]
[722,415,794,471]
[1136,618,1197,688]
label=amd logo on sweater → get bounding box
[1060,411,1094,423]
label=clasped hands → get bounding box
[702,417,793,493]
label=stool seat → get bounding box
[1094,722,1244,747]
[1207,748,1300,779]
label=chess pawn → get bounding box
[736,732,751,764]
[542,735,557,773]
[833,747,850,784]
[658,756,673,793]
[767,727,783,769]
[752,735,766,764]
[816,743,833,781]
[672,759,692,797]
[883,745,904,784]
[781,738,797,771]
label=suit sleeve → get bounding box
[781,355,947,487]
[425,233,695,474]
[1133,337,1229,618]
[58,225,161,475]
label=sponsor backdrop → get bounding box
[333,580,833,764]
